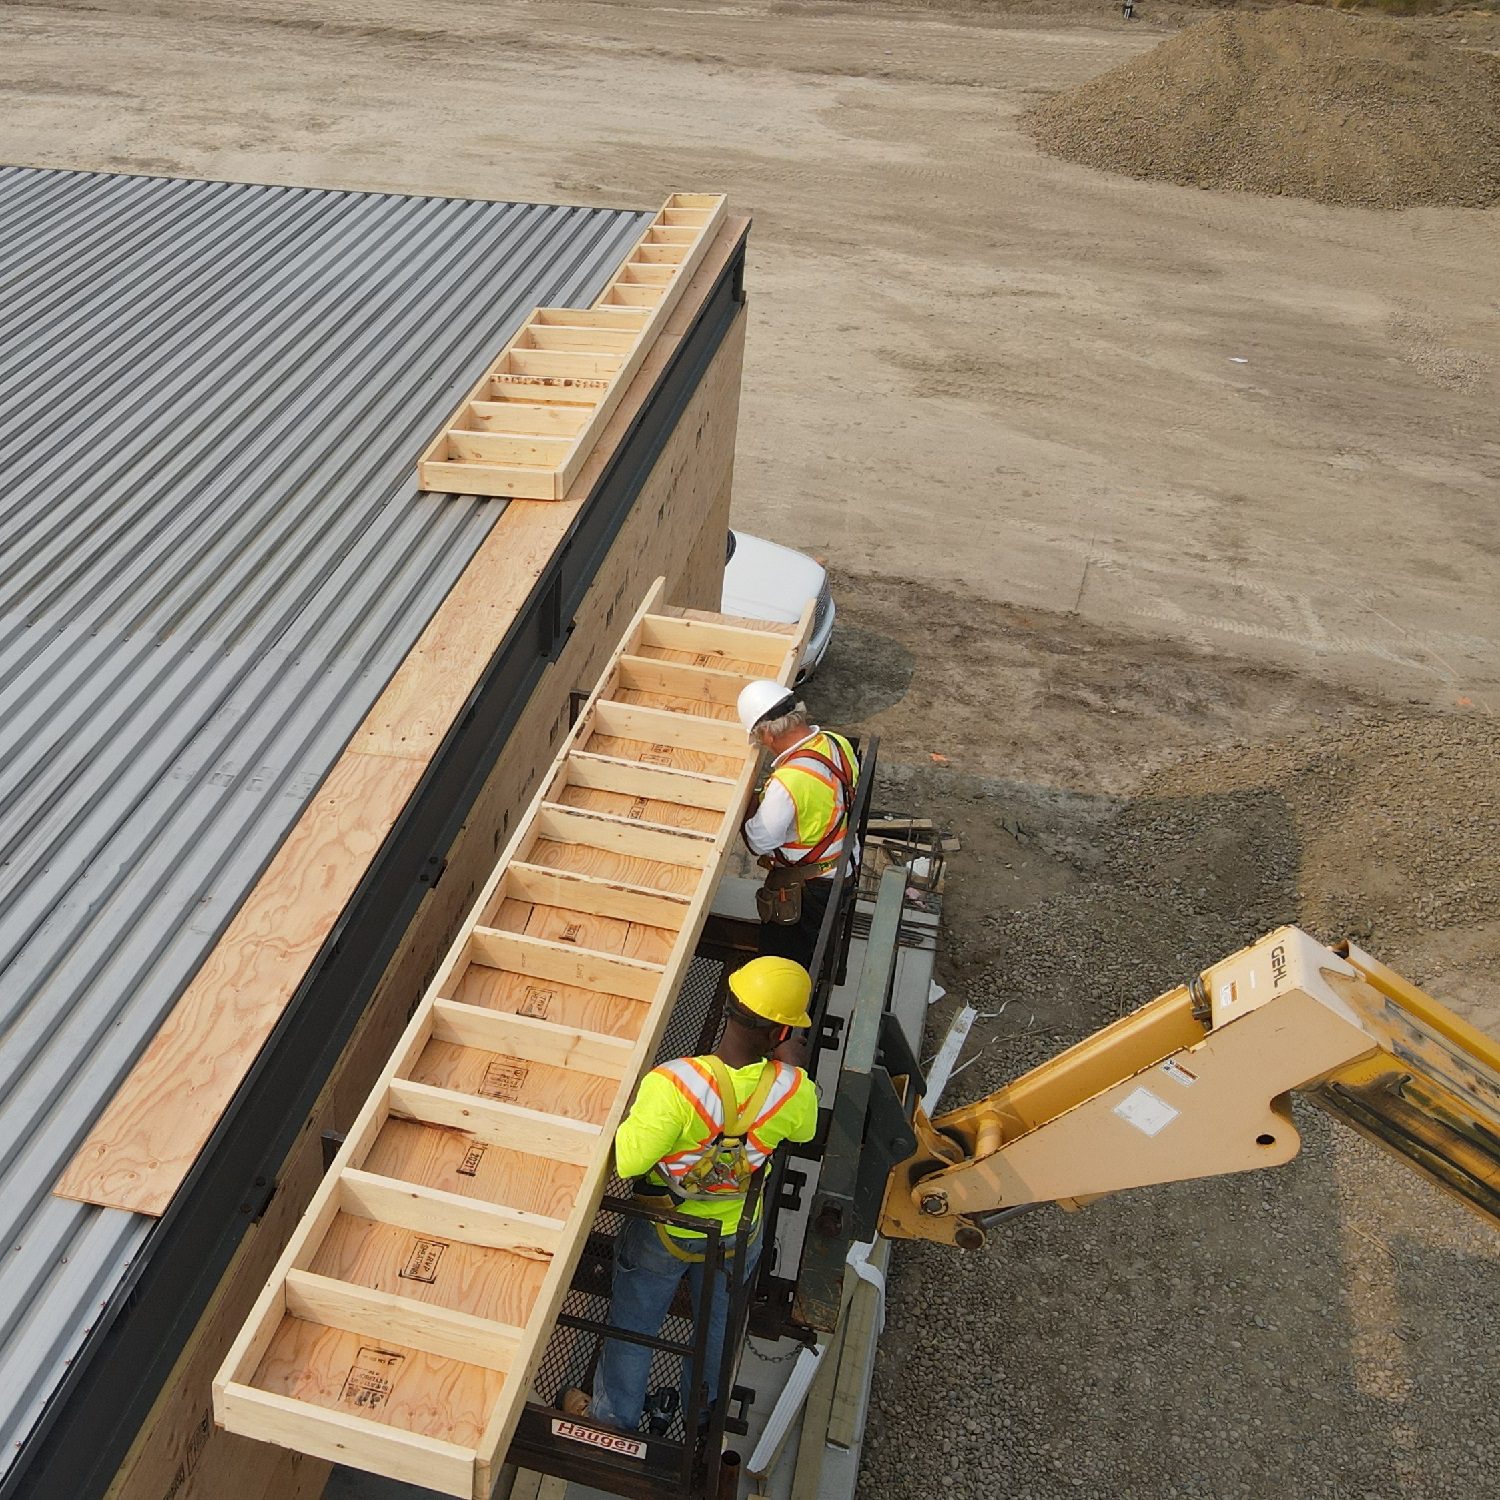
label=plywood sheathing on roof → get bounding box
[99,255,748,1500]
[54,215,752,1222]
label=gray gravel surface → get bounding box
[805,571,1500,1500]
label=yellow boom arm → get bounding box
[881,927,1500,1246]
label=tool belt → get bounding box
[756,742,855,925]
[755,859,828,925]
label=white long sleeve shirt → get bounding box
[743,727,858,873]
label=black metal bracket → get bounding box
[724,1384,754,1437]
[319,1129,345,1173]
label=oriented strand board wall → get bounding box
[104,308,745,1500]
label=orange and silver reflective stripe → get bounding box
[745,1063,803,1157]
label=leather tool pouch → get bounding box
[756,862,811,924]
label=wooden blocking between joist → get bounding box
[467,923,668,1000]
[283,1270,524,1373]
[430,996,635,1078]
[635,612,793,668]
[563,751,737,812]
[384,1079,602,1167]
[340,1164,567,1254]
[527,803,714,872]
[502,860,694,932]
[614,653,753,706]
[464,401,590,437]
[589,697,746,757]
[214,1384,476,1499]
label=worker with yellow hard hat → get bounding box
[736,679,859,969]
[563,956,818,1435]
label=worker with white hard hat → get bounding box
[562,956,818,1434]
[735,679,859,970]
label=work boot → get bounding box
[645,1386,679,1435]
[559,1387,591,1419]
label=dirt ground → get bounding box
[2,1,1497,1497]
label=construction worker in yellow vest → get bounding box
[563,957,818,1434]
[736,680,859,971]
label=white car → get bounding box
[722,530,835,682]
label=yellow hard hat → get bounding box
[727,956,813,1029]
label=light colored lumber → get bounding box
[251,1320,503,1450]
[215,1383,475,1499]
[550,781,722,836]
[54,755,422,1216]
[529,802,715,869]
[403,1038,618,1125]
[530,306,648,330]
[637,612,792,666]
[599,284,662,308]
[358,1119,584,1221]
[385,1079,602,1166]
[444,431,573,467]
[566,750,736,807]
[520,325,637,353]
[215,581,810,1496]
[431,997,635,1078]
[449,961,648,1041]
[284,1270,523,1373]
[467,925,667,1002]
[504,348,623,380]
[418,459,558,501]
[590,697,745,756]
[465,401,590,437]
[610,685,738,725]
[419,194,727,502]
[503,862,692,932]
[615,653,752,706]
[582,732,741,780]
[339,1167,565,1257]
[308,1215,551,1332]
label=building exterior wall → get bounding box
[104,308,745,1500]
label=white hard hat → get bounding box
[736,679,798,737]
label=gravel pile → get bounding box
[1026,6,1500,209]
[855,711,1500,1499]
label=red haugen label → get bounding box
[551,1418,648,1460]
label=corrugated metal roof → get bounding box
[0,165,651,1475]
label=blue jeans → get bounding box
[590,1210,763,1433]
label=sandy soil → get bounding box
[2,2,1497,1497]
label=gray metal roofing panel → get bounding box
[0,165,652,1472]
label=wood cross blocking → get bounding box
[212,580,808,1498]
[418,194,728,500]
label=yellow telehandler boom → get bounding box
[882,927,1500,1247]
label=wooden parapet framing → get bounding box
[214,580,808,1498]
[419,193,727,499]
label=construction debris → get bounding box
[1027,7,1500,210]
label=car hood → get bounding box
[722,532,826,624]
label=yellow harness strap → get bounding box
[651,1058,778,1262]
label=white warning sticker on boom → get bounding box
[1114,1086,1179,1137]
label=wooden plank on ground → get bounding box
[214,582,811,1496]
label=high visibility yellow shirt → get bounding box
[615,1057,819,1236]
[743,729,858,871]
